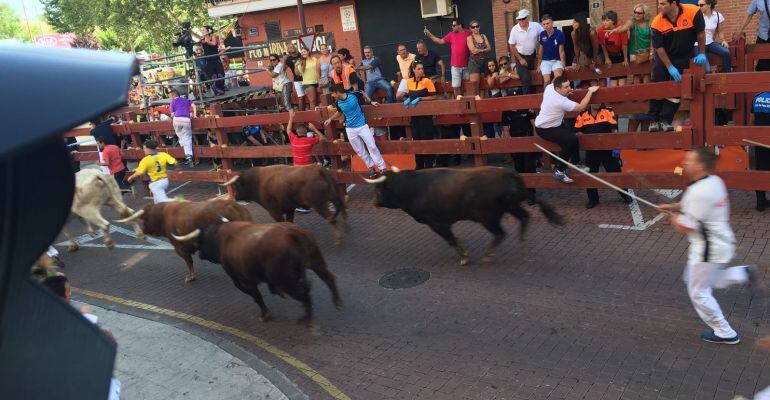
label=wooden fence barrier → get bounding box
[66,38,770,192]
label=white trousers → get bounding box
[173,117,193,158]
[684,261,749,338]
[149,178,172,203]
[346,124,386,171]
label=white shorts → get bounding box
[540,60,564,75]
[396,79,408,96]
[451,66,468,88]
[293,81,306,97]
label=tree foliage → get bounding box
[42,0,211,52]
[0,3,22,40]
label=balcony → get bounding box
[206,0,329,18]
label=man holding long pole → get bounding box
[657,148,767,344]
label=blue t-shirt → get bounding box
[336,93,366,128]
[539,29,565,61]
[753,92,770,126]
[361,57,384,82]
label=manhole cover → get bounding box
[379,268,430,289]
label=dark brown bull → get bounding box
[116,198,252,282]
[222,165,348,243]
[172,221,343,330]
[366,167,565,265]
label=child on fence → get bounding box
[127,140,178,203]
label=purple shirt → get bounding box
[170,97,192,118]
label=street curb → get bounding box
[74,294,309,400]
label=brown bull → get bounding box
[222,165,348,243]
[172,221,343,330]
[116,198,251,282]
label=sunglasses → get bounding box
[500,62,508,66]
[471,25,480,29]
[698,3,707,6]
[269,58,277,61]
[634,10,645,14]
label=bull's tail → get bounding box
[96,172,134,218]
[294,231,343,310]
[535,199,565,226]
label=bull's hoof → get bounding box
[68,244,79,252]
[184,274,197,283]
[519,235,528,243]
[259,311,273,322]
[334,299,344,311]
[459,256,470,266]
[137,233,147,241]
[104,240,114,250]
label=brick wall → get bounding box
[491,0,761,58]
[238,0,362,87]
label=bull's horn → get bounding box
[114,209,144,223]
[390,166,400,173]
[362,175,387,184]
[220,175,239,186]
[171,229,201,242]
[221,217,229,222]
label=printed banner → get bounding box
[245,33,335,61]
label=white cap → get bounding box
[516,9,530,20]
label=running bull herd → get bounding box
[64,164,563,329]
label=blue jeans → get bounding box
[365,78,394,103]
[695,43,732,72]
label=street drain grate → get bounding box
[379,269,430,289]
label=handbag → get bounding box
[632,51,650,64]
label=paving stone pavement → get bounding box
[57,179,770,400]
[71,301,292,400]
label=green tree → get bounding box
[42,0,211,52]
[0,3,22,40]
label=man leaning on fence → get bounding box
[648,0,707,132]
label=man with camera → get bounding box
[173,22,199,58]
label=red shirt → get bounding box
[102,144,125,174]
[598,25,628,55]
[288,132,319,166]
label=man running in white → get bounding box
[324,83,387,178]
[658,147,767,344]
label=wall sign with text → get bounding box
[245,33,336,61]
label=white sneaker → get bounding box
[572,164,590,173]
[295,207,312,213]
[553,170,574,184]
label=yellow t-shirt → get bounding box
[135,152,177,182]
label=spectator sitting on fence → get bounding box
[325,83,387,178]
[237,74,250,87]
[599,10,629,87]
[329,55,363,91]
[535,76,598,184]
[648,0,706,133]
[698,0,731,72]
[574,103,632,208]
[733,0,770,72]
[536,14,566,87]
[426,18,471,98]
[268,53,293,111]
[357,45,394,104]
